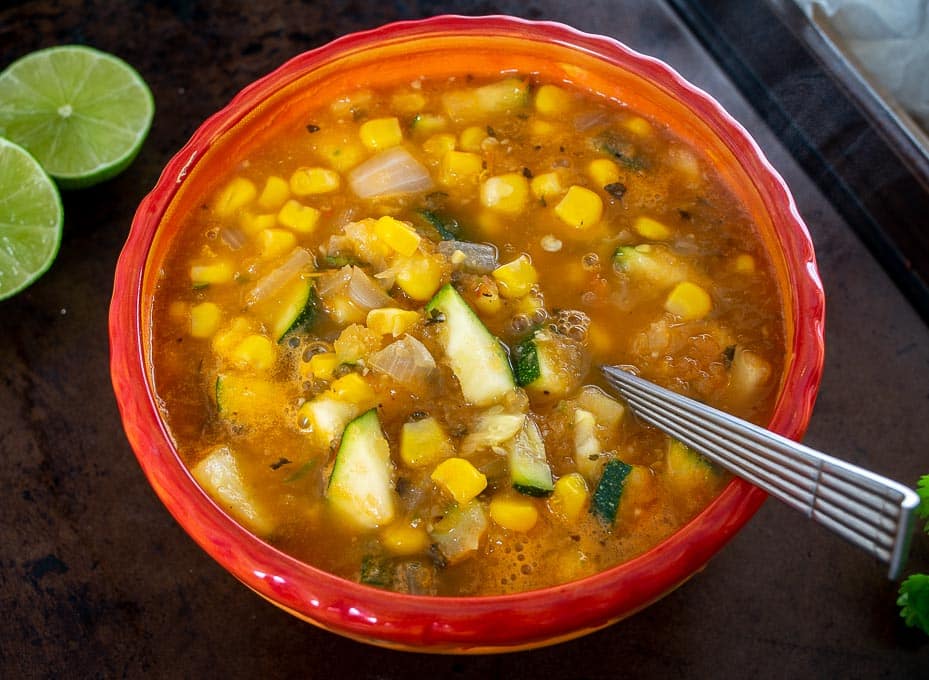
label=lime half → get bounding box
[0,45,154,189]
[0,137,63,300]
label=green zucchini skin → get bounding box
[425,284,516,406]
[509,418,554,497]
[513,335,541,387]
[277,283,319,342]
[591,459,632,523]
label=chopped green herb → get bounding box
[283,460,316,483]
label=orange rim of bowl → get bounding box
[109,14,825,651]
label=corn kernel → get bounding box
[549,473,590,522]
[530,119,556,136]
[633,216,671,240]
[328,373,376,409]
[554,185,603,229]
[277,200,321,234]
[410,113,447,136]
[231,334,276,371]
[240,212,278,236]
[733,253,756,273]
[665,281,712,321]
[440,150,483,187]
[623,116,652,137]
[390,91,426,114]
[257,175,290,210]
[290,167,341,195]
[169,301,187,322]
[258,228,297,260]
[489,494,539,532]
[459,125,487,152]
[534,84,573,116]
[359,117,403,150]
[366,307,421,337]
[422,133,457,158]
[530,172,563,201]
[190,302,221,338]
[395,253,444,301]
[431,457,487,504]
[212,317,251,359]
[492,255,538,299]
[587,158,620,187]
[380,522,430,556]
[213,177,256,217]
[373,216,421,256]
[315,137,366,173]
[308,352,340,381]
[481,173,529,214]
[400,416,454,468]
[327,295,367,325]
[190,260,234,286]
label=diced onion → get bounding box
[574,109,609,131]
[436,240,498,273]
[368,335,436,385]
[348,147,434,199]
[220,227,246,250]
[317,265,352,297]
[247,248,314,306]
[347,266,394,309]
[461,407,525,456]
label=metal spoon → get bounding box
[601,365,921,579]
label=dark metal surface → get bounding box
[1,1,927,677]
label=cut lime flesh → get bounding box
[0,137,63,300]
[0,45,154,189]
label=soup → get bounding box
[150,74,784,596]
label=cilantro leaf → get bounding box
[916,474,929,528]
[898,573,929,635]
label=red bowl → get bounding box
[109,15,825,652]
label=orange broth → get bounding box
[149,74,784,595]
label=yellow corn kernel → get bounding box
[548,472,590,523]
[190,259,234,286]
[534,84,573,116]
[431,457,487,504]
[366,307,421,337]
[439,150,483,187]
[328,372,377,409]
[471,277,502,316]
[190,302,221,338]
[400,416,454,468]
[334,323,382,363]
[665,281,713,321]
[587,158,620,187]
[277,200,321,234]
[380,522,430,556]
[257,175,290,210]
[623,116,652,137]
[634,216,671,240]
[489,493,539,532]
[373,216,421,256]
[733,253,756,273]
[258,228,297,260]
[517,290,544,317]
[530,119,556,136]
[459,125,487,152]
[422,133,457,158]
[391,91,426,113]
[327,295,367,325]
[410,113,447,136]
[481,173,529,214]
[530,172,563,201]
[359,117,403,150]
[315,137,366,173]
[168,301,187,322]
[212,317,251,359]
[395,253,444,301]
[306,351,340,381]
[213,177,256,217]
[290,167,341,196]
[586,321,614,358]
[240,212,278,236]
[492,255,538,299]
[231,334,276,371]
[554,185,603,229]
